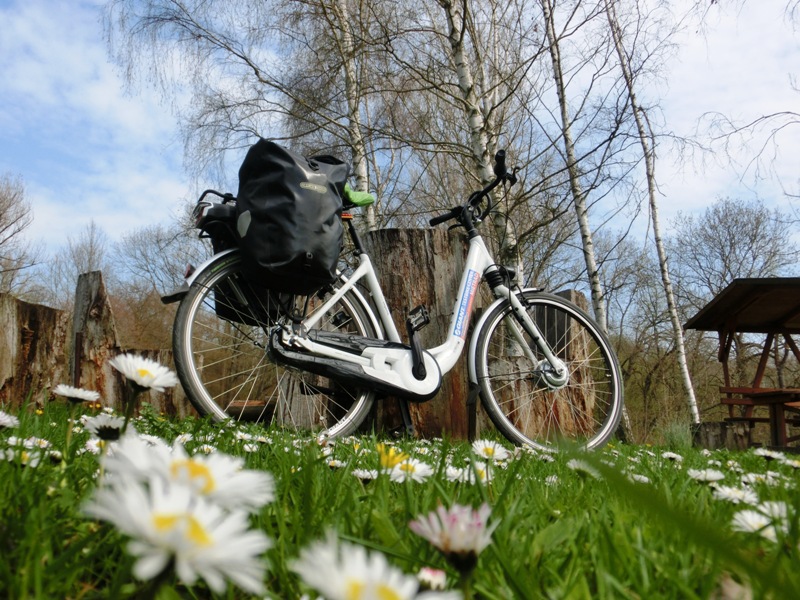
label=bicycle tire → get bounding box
[172,251,379,439]
[474,290,623,451]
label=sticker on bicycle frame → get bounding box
[453,269,481,339]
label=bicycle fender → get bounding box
[184,248,239,288]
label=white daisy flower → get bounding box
[291,532,459,600]
[758,501,789,521]
[3,448,42,467]
[102,435,274,513]
[417,566,447,591]
[0,410,20,429]
[83,413,126,441]
[109,353,179,392]
[53,384,101,403]
[390,459,434,483]
[351,468,379,483]
[241,443,259,453]
[545,475,559,486]
[83,476,270,595]
[174,433,193,445]
[753,448,785,461]
[687,468,725,483]
[731,510,779,543]
[138,434,170,448]
[661,451,683,462]
[196,444,217,454]
[444,466,465,483]
[466,461,493,484]
[471,439,510,461]
[81,439,104,455]
[712,486,759,505]
[409,503,498,575]
[627,472,651,484]
[741,472,780,486]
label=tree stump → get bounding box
[0,294,69,409]
[363,228,488,439]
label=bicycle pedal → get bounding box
[407,305,430,331]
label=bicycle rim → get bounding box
[475,291,623,451]
[173,253,377,439]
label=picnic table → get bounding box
[684,278,800,448]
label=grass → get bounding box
[1,400,799,599]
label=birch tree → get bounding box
[604,0,699,423]
[104,0,389,226]
[538,0,623,331]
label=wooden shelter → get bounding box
[685,278,800,447]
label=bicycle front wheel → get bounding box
[474,291,623,451]
[172,251,378,439]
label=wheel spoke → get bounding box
[172,253,376,439]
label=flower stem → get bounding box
[459,571,473,600]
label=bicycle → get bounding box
[164,150,623,451]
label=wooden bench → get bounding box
[719,387,800,446]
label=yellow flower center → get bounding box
[152,513,213,546]
[483,446,495,457]
[399,462,416,473]
[377,585,403,600]
[136,368,153,379]
[345,580,365,600]
[170,459,216,494]
[345,581,402,600]
[377,443,409,469]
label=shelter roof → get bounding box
[684,278,800,334]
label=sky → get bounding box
[0,0,798,256]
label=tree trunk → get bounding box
[541,0,608,332]
[604,0,699,423]
[438,0,521,272]
[363,228,490,439]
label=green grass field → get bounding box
[1,400,798,599]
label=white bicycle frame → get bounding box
[279,231,565,396]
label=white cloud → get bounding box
[0,0,191,252]
[656,0,800,223]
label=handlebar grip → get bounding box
[494,150,507,177]
[429,208,458,226]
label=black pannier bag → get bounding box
[235,139,350,295]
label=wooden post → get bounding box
[71,271,192,417]
[71,271,124,409]
[363,228,487,439]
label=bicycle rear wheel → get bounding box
[172,251,378,439]
[474,290,623,451]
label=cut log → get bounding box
[363,228,489,439]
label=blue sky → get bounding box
[0,0,798,255]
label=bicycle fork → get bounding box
[495,287,569,391]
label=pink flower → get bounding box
[409,503,498,574]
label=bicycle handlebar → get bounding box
[428,150,516,227]
[429,207,461,226]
